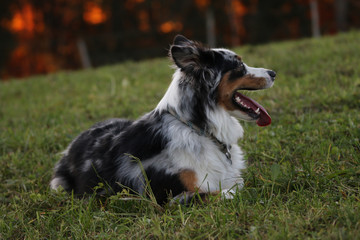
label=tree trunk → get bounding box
[310,0,321,38]
[334,0,348,32]
[77,38,92,69]
[206,6,216,47]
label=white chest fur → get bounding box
[162,110,246,192]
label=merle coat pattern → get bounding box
[50,35,276,205]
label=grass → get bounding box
[1,31,360,239]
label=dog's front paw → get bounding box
[221,189,236,200]
[170,192,193,206]
[170,191,207,206]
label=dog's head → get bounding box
[169,35,275,127]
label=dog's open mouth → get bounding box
[233,91,271,126]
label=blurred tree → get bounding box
[1,0,359,79]
[335,0,348,32]
[310,0,321,37]
[243,0,310,43]
[0,0,16,76]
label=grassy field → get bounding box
[1,31,360,239]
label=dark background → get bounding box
[1,0,359,80]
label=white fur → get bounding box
[50,177,68,190]
[228,109,254,122]
[81,160,93,173]
[213,48,236,56]
[156,70,182,112]
[221,189,236,199]
[244,63,274,88]
[155,70,246,193]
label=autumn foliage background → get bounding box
[1,1,360,238]
[0,0,359,80]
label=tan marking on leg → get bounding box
[179,169,198,192]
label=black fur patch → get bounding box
[51,112,170,198]
[145,167,186,205]
[228,67,247,81]
[108,111,168,161]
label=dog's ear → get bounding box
[170,44,199,71]
[173,35,192,46]
[170,35,214,72]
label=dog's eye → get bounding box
[238,62,245,70]
[234,58,243,69]
[238,63,247,75]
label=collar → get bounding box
[166,106,232,165]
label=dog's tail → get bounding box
[50,156,75,192]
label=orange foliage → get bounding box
[195,0,210,9]
[1,3,44,37]
[9,12,28,32]
[4,44,59,79]
[160,21,183,33]
[10,4,34,32]
[83,2,107,25]
[125,0,145,10]
[138,10,150,32]
[232,0,247,17]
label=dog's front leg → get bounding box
[170,191,208,206]
[170,189,236,206]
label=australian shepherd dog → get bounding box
[50,35,276,205]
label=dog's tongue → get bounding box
[235,92,271,127]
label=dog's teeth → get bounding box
[235,96,250,109]
[255,108,260,114]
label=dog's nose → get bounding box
[267,70,276,80]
